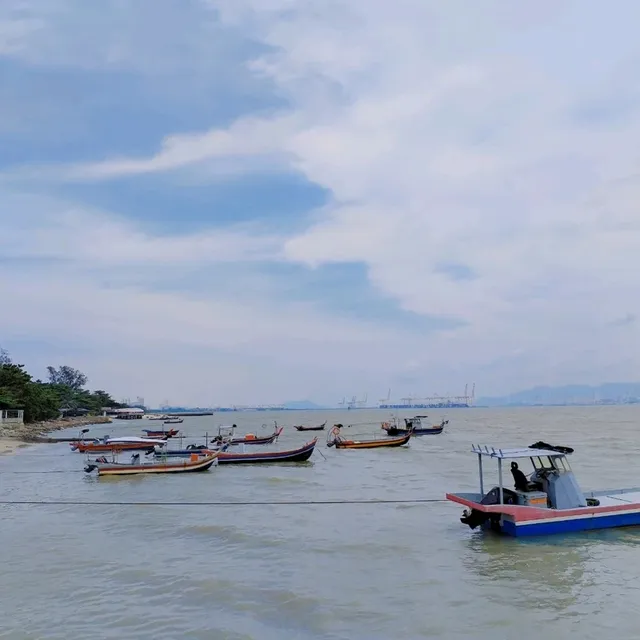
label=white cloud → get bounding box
[3,0,640,400]
[0,192,282,266]
[0,190,425,404]
[63,115,297,180]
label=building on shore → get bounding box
[103,407,145,420]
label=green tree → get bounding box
[46,365,88,390]
[0,353,120,424]
[0,363,59,422]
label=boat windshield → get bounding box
[530,455,571,472]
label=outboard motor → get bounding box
[461,509,489,529]
[460,487,518,530]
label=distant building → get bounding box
[104,407,145,420]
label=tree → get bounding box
[0,354,120,424]
[0,363,59,422]
[0,347,11,366]
[46,365,88,391]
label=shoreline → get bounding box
[0,415,112,456]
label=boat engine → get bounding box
[460,509,489,529]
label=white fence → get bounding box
[0,409,24,425]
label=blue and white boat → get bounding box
[447,442,640,537]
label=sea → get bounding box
[1,406,640,639]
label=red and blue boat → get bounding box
[447,441,640,537]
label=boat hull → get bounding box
[447,490,640,537]
[229,427,283,445]
[86,454,218,476]
[143,429,179,437]
[160,440,317,464]
[219,444,315,464]
[293,425,325,431]
[332,433,411,449]
[383,426,443,436]
[72,441,165,453]
[501,510,640,537]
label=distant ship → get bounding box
[212,405,285,412]
[378,401,471,409]
[377,385,475,410]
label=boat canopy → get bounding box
[471,445,571,459]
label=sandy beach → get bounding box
[0,415,112,455]
[0,438,31,455]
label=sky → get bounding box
[1,0,639,407]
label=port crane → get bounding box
[339,394,369,410]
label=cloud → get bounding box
[63,115,297,180]
[0,192,282,266]
[2,0,640,403]
[0,189,441,404]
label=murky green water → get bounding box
[1,406,640,639]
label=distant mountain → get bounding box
[283,400,327,410]
[478,383,640,407]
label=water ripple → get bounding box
[3,407,640,638]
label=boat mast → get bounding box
[498,458,504,504]
[478,453,484,497]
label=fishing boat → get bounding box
[382,416,448,436]
[157,439,317,464]
[84,451,218,476]
[326,424,412,449]
[70,435,168,453]
[227,425,283,446]
[147,414,169,421]
[164,418,184,425]
[293,421,326,432]
[219,438,316,464]
[143,428,179,438]
[446,441,640,537]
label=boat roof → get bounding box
[471,444,570,459]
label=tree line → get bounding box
[0,347,124,423]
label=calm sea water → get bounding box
[2,406,640,639]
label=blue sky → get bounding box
[1,0,639,406]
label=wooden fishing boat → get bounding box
[326,424,411,449]
[382,416,448,436]
[228,425,283,446]
[164,418,184,424]
[143,428,179,438]
[293,422,326,432]
[156,439,317,464]
[85,451,218,476]
[445,441,640,537]
[71,436,168,453]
